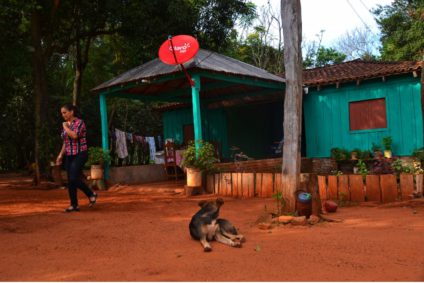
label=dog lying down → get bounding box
[189,198,245,252]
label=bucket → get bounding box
[90,165,103,180]
[186,167,202,187]
[295,191,312,218]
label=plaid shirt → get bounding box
[61,118,88,156]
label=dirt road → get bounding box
[0,174,423,281]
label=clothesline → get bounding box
[110,127,163,163]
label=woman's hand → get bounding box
[62,122,69,129]
[56,155,63,165]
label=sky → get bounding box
[250,0,394,47]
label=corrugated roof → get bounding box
[299,59,423,86]
[92,49,285,92]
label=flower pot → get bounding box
[383,150,392,158]
[186,167,202,187]
[351,152,358,160]
[90,165,103,180]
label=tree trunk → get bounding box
[72,40,82,106]
[30,8,48,186]
[280,0,303,212]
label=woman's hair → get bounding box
[61,103,82,118]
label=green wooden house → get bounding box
[302,60,423,157]
[93,51,423,165]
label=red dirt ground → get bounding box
[0,173,423,281]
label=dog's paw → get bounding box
[232,241,242,248]
[204,246,212,252]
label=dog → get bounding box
[189,198,245,252]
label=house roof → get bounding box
[92,49,284,92]
[299,59,423,87]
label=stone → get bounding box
[308,215,320,225]
[277,215,294,224]
[291,216,307,226]
[257,222,272,230]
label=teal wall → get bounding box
[163,107,230,157]
[303,75,423,157]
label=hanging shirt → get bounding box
[146,137,156,163]
[115,128,128,159]
[61,118,88,156]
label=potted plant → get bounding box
[372,142,383,159]
[331,148,353,173]
[382,136,393,158]
[181,140,217,187]
[87,147,111,180]
[351,148,361,160]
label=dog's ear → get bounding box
[216,198,224,207]
[198,200,207,207]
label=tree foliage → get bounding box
[373,0,424,60]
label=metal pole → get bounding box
[99,92,109,179]
[191,74,203,152]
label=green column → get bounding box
[191,74,203,150]
[99,92,110,179]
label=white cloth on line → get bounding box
[146,136,156,163]
[115,128,128,159]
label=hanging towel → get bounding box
[115,128,128,159]
[146,136,156,163]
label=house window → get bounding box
[349,98,387,131]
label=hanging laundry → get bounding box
[115,128,128,159]
[146,137,156,163]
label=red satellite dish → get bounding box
[158,35,199,65]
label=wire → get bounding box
[345,0,373,32]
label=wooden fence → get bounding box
[206,172,423,203]
[318,174,423,203]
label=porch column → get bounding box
[99,92,110,179]
[191,74,203,151]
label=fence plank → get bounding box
[317,175,327,201]
[400,174,414,200]
[232,173,239,197]
[380,174,398,203]
[262,173,274,197]
[416,174,423,195]
[274,173,282,193]
[206,174,214,194]
[255,173,262,197]
[327,176,338,200]
[220,173,232,196]
[214,174,220,194]
[338,175,350,201]
[366,175,381,202]
[242,173,255,198]
[349,175,365,202]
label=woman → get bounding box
[56,103,97,212]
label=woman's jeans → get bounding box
[65,151,94,207]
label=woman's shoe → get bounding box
[64,206,80,212]
[88,193,97,208]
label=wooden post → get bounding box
[281,0,303,212]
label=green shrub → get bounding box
[87,147,111,166]
[181,141,217,171]
[330,147,349,161]
[382,136,393,151]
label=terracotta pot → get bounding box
[90,165,103,180]
[186,167,202,187]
